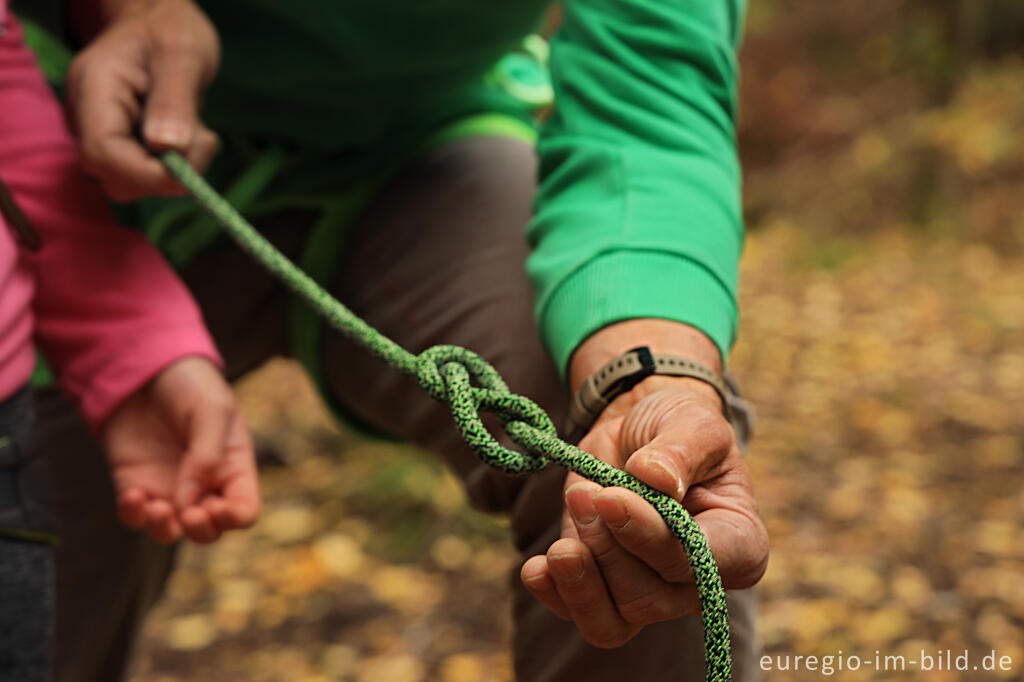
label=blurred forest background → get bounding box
[131,1,1024,680]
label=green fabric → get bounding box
[527,0,746,375]
[196,1,544,153]
[17,16,71,87]
[29,356,54,388]
[190,0,544,195]
[426,113,537,150]
[487,35,554,109]
[194,0,745,379]
[20,0,747,390]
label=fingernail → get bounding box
[145,118,190,148]
[594,494,630,529]
[646,454,685,499]
[550,553,584,582]
[566,487,598,525]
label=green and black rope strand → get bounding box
[161,151,732,682]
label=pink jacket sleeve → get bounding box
[1,15,221,429]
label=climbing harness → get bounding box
[161,151,733,682]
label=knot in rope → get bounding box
[159,151,733,682]
[416,345,556,475]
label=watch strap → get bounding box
[566,346,730,443]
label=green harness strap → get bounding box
[160,152,733,682]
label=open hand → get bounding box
[102,356,260,544]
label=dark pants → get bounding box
[38,137,759,681]
[0,387,54,682]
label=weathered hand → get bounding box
[520,320,768,648]
[101,357,260,544]
[65,0,220,200]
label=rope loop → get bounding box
[439,361,549,474]
[474,388,557,438]
[416,344,556,472]
[415,344,508,400]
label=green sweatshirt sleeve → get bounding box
[527,0,746,378]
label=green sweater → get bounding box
[198,0,746,375]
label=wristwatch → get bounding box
[565,346,730,444]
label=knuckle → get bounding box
[728,522,771,590]
[619,523,660,557]
[216,399,236,419]
[204,395,236,419]
[67,46,102,78]
[192,456,220,474]
[589,541,625,571]
[692,411,734,453]
[80,137,108,166]
[65,57,87,88]
[66,51,114,101]
[154,28,202,58]
[189,446,223,468]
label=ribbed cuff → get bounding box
[539,250,737,381]
[69,328,223,435]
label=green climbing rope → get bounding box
[160,151,732,682]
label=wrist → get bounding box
[618,374,723,411]
[568,319,723,393]
[565,323,728,439]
